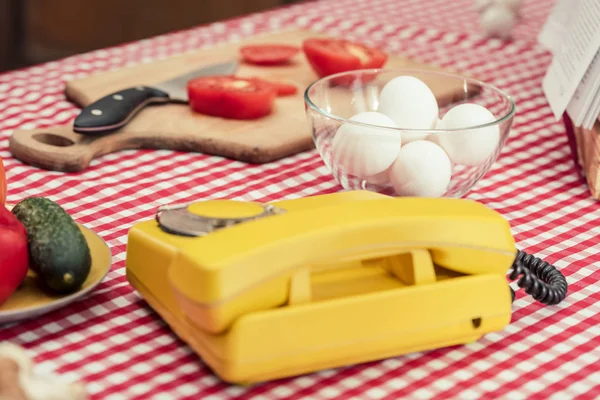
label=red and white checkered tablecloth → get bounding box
[1,0,599,398]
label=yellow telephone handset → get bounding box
[125,190,567,384]
[163,194,516,334]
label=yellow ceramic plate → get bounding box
[0,222,112,325]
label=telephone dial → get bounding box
[125,190,567,384]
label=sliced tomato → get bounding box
[247,77,298,96]
[265,80,298,96]
[240,44,300,66]
[187,76,276,120]
[302,38,387,79]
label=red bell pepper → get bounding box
[0,156,6,205]
[0,204,29,305]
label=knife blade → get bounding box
[73,60,239,134]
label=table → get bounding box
[1,0,599,398]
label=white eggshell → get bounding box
[400,117,443,145]
[480,4,516,39]
[367,168,391,185]
[404,117,445,144]
[330,111,401,179]
[389,140,452,197]
[377,76,439,129]
[401,132,430,144]
[437,103,500,166]
[427,134,440,145]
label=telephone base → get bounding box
[128,268,511,384]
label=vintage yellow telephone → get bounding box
[125,190,567,384]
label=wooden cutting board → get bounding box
[9,29,471,172]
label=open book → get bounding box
[540,0,600,130]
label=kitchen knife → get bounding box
[73,60,239,134]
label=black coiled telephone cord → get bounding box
[509,250,568,305]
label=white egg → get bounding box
[377,76,439,129]
[403,117,444,144]
[398,117,443,145]
[330,111,401,179]
[401,132,429,144]
[427,133,440,145]
[389,140,452,197]
[367,168,391,185]
[437,103,500,166]
[480,4,516,39]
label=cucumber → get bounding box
[11,197,91,294]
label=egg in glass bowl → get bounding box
[304,68,515,198]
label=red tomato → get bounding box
[0,157,5,205]
[240,44,300,65]
[264,80,298,96]
[0,204,29,306]
[247,77,298,96]
[187,76,276,120]
[302,38,388,79]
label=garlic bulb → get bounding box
[0,342,88,400]
[480,4,516,39]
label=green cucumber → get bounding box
[11,197,91,294]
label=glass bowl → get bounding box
[304,68,515,198]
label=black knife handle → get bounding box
[73,86,170,134]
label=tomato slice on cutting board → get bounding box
[247,77,298,96]
[264,80,297,96]
[302,38,388,78]
[240,44,300,65]
[187,76,276,120]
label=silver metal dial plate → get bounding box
[156,201,285,237]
